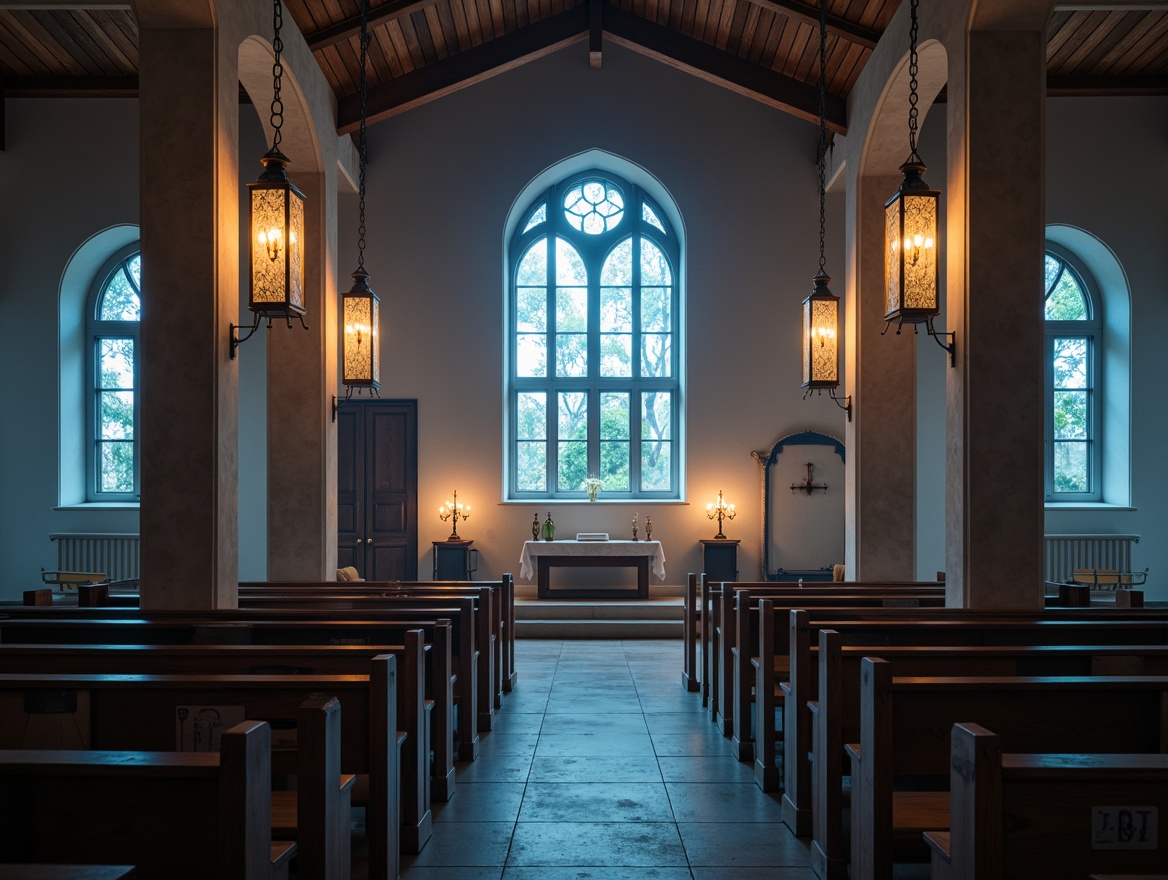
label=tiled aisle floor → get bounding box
[399,638,812,880]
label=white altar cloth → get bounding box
[519,539,666,581]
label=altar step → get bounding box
[514,593,684,639]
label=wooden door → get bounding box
[337,400,418,580]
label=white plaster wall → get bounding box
[0,99,142,593]
[335,42,848,586]
[1042,96,1168,603]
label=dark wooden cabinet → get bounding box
[432,540,477,580]
[700,539,740,583]
[337,400,418,580]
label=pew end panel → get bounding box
[935,722,1168,880]
[0,721,294,880]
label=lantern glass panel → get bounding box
[803,296,839,386]
[885,199,902,316]
[289,191,305,311]
[250,185,306,313]
[900,193,937,312]
[343,293,380,387]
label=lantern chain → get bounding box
[907,0,921,162]
[270,0,285,150]
[817,0,827,276]
[357,0,369,272]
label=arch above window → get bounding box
[505,161,684,501]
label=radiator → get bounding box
[1043,534,1139,584]
[49,533,140,585]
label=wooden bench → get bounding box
[708,587,948,748]
[239,577,513,710]
[801,630,1168,876]
[20,592,494,739]
[926,723,1168,880]
[691,578,944,710]
[0,634,457,804]
[0,720,295,880]
[0,608,479,764]
[760,607,1168,835]
[847,664,1168,880]
[0,655,412,879]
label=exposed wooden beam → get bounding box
[604,5,847,133]
[0,3,130,8]
[1054,2,1168,9]
[1047,73,1168,95]
[750,0,880,50]
[589,0,603,69]
[2,75,137,97]
[305,0,437,51]
[337,5,590,131]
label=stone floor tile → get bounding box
[432,782,526,823]
[677,822,812,867]
[454,753,533,783]
[529,754,664,783]
[506,822,689,867]
[666,781,787,824]
[519,781,674,822]
[403,821,515,867]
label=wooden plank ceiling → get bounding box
[0,1,1165,137]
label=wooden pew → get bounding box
[274,697,352,880]
[0,655,411,880]
[33,589,495,736]
[758,606,1168,834]
[238,577,512,713]
[926,723,1168,880]
[695,579,943,714]
[682,572,703,693]
[0,720,295,880]
[0,632,459,805]
[0,608,479,764]
[801,629,1168,876]
[847,663,1168,880]
[709,586,948,744]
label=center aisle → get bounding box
[399,639,811,879]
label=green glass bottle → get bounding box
[541,512,555,541]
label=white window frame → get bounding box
[1044,244,1102,503]
[506,169,683,501]
[86,244,141,502]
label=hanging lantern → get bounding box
[249,147,307,320]
[883,161,939,325]
[881,0,953,365]
[231,0,308,359]
[333,0,382,420]
[798,0,850,419]
[343,269,380,389]
[802,271,839,390]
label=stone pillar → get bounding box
[943,26,1048,609]
[844,171,917,580]
[267,166,340,581]
[137,18,240,608]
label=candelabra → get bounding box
[438,490,470,540]
[706,489,736,539]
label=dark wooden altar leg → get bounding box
[537,557,550,599]
[637,558,649,599]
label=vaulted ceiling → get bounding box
[1,0,1165,140]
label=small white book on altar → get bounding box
[576,532,609,541]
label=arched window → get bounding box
[1044,246,1101,501]
[507,170,682,499]
[87,246,141,500]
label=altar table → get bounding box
[519,540,667,599]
